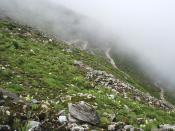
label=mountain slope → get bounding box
[0,19,175,130]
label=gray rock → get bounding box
[0,88,19,102]
[115,122,125,130]
[159,124,175,130]
[133,96,141,101]
[31,99,39,104]
[68,101,99,125]
[74,60,83,67]
[58,116,67,124]
[108,114,116,122]
[124,125,134,130]
[68,123,89,131]
[108,122,125,131]
[108,123,116,131]
[28,121,41,131]
[136,118,145,125]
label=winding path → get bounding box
[154,81,166,101]
[82,42,88,50]
[155,83,175,111]
[105,48,118,69]
[159,87,175,110]
[160,88,165,101]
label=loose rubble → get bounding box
[152,124,175,131]
[74,60,174,111]
[0,18,175,130]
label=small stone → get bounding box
[31,99,38,104]
[30,49,35,53]
[1,67,6,70]
[3,95,8,99]
[58,116,67,124]
[108,122,124,131]
[108,95,115,99]
[108,124,116,131]
[124,125,134,130]
[27,121,40,131]
[159,124,175,130]
[137,118,145,125]
[108,114,116,122]
[49,39,52,42]
[68,123,89,131]
[82,124,89,130]
[6,110,10,116]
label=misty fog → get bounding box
[0,0,175,89]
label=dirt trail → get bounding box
[105,48,118,69]
[160,88,165,101]
[154,81,175,110]
[160,88,175,110]
[82,42,88,50]
[154,82,165,101]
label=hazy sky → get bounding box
[0,0,175,88]
[57,0,175,87]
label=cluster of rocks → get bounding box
[74,60,174,111]
[108,122,143,131]
[152,124,175,131]
[59,101,148,131]
[23,101,99,131]
[25,101,145,131]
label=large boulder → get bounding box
[68,101,99,125]
[0,88,19,102]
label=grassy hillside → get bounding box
[0,19,175,130]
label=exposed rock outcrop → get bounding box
[0,88,20,102]
[68,101,99,125]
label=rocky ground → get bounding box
[1,71,175,130]
[74,60,174,111]
[1,19,175,131]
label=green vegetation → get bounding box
[0,20,175,130]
